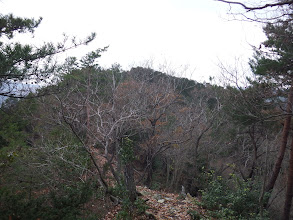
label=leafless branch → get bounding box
[216,0,293,12]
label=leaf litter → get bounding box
[104,185,205,219]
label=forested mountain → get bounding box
[0,63,286,219]
[1,1,293,219]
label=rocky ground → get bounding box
[103,185,206,219]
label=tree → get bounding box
[53,55,142,202]
[126,67,197,188]
[248,18,293,220]
[217,1,293,217]
[0,13,96,98]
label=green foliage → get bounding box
[0,150,18,167]
[134,197,148,215]
[120,137,135,164]
[47,183,93,220]
[249,19,293,87]
[0,187,45,220]
[187,210,201,220]
[110,182,132,219]
[149,181,162,191]
[192,171,270,219]
[58,64,123,105]
[0,101,29,149]
[115,197,148,220]
[0,13,42,39]
[0,182,94,220]
[0,12,96,97]
[111,183,134,219]
[223,86,267,126]
[115,209,131,220]
[207,97,218,110]
[80,48,108,68]
[0,98,35,167]
[110,183,148,220]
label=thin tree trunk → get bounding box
[86,68,91,147]
[166,157,171,187]
[116,141,122,175]
[108,159,122,185]
[88,152,109,190]
[145,148,154,187]
[248,125,258,180]
[145,164,153,187]
[124,162,137,202]
[282,134,293,220]
[259,139,269,218]
[266,85,293,192]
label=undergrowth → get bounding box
[0,182,100,220]
[110,183,148,220]
[189,171,270,220]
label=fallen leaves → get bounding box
[104,186,204,220]
[103,185,205,219]
[137,186,201,220]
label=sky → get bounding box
[1,0,266,82]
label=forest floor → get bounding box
[103,185,207,219]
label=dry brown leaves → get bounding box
[137,186,203,220]
[103,186,204,220]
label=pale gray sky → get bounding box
[1,0,266,82]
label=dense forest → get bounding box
[1,1,293,220]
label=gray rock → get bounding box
[158,199,165,203]
[153,193,162,200]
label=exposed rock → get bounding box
[135,185,203,219]
[153,193,162,200]
[158,199,165,203]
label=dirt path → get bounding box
[104,186,204,219]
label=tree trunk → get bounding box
[145,148,154,187]
[266,85,293,192]
[165,157,171,187]
[145,164,153,187]
[88,151,109,190]
[108,159,122,185]
[124,162,137,202]
[282,134,293,220]
[248,125,258,180]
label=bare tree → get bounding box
[55,66,141,198]
[126,67,197,187]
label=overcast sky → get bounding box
[1,0,266,82]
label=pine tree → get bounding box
[250,17,293,220]
[0,13,96,98]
